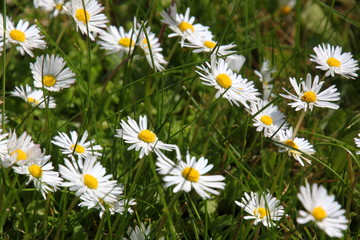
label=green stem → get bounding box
[292,110,306,140]
[54,197,79,240]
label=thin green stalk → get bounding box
[2,1,7,128]
[54,197,79,240]
[292,110,306,140]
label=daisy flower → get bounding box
[156,152,226,199]
[280,73,340,112]
[225,54,246,73]
[273,127,315,166]
[196,57,260,108]
[98,23,137,57]
[254,59,277,101]
[115,115,181,160]
[235,191,285,228]
[11,84,57,108]
[52,130,103,159]
[59,155,123,198]
[297,182,348,238]
[278,0,296,15]
[127,223,160,240]
[2,131,50,168]
[138,24,167,71]
[160,4,212,46]
[30,54,76,92]
[310,43,359,79]
[0,111,9,125]
[0,130,9,158]
[1,14,46,57]
[69,0,108,41]
[13,158,63,199]
[249,100,288,137]
[34,0,67,17]
[354,133,360,155]
[79,191,136,218]
[183,31,236,56]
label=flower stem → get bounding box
[292,110,306,140]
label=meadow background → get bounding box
[1,0,360,239]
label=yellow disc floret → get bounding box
[216,73,232,89]
[182,167,200,182]
[204,41,216,49]
[301,91,317,103]
[178,22,194,32]
[84,174,98,189]
[312,206,327,221]
[28,164,43,178]
[260,115,273,125]
[56,4,63,10]
[43,75,56,87]
[138,130,157,143]
[280,6,292,15]
[27,97,39,104]
[118,38,134,48]
[254,207,268,219]
[9,29,26,42]
[75,8,90,23]
[11,149,27,161]
[326,57,341,67]
[284,139,299,149]
[70,144,85,154]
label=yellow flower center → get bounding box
[204,41,216,49]
[260,115,273,125]
[216,73,232,89]
[312,206,327,221]
[28,164,43,178]
[43,75,56,87]
[118,38,134,48]
[254,207,268,219]
[84,174,98,189]
[27,97,39,104]
[70,144,85,154]
[11,149,27,161]
[56,4,63,10]
[75,8,90,23]
[280,5,292,15]
[326,57,341,67]
[138,130,157,143]
[178,22,194,32]
[301,91,317,103]
[284,139,299,149]
[9,29,26,42]
[181,167,200,182]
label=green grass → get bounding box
[1,0,360,239]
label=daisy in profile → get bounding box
[354,133,360,154]
[160,4,211,46]
[115,115,181,160]
[196,57,260,108]
[31,54,76,92]
[297,182,348,238]
[156,152,225,199]
[273,127,315,166]
[59,155,123,198]
[280,73,340,112]
[69,0,108,41]
[98,22,138,57]
[79,191,136,218]
[0,14,46,57]
[2,131,50,168]
[127,223,160,240]
[235,191,285,227]
[0,111,9,125]
[254,59,277,100]
[11,85,57,108]
[310,43,359,79]
[183,32,236,56]
[138,24,167,71]
[249,100,288,137]
[13,158,63,199]
[52,130,102,159]
[225,54,246,73]
[278,0,296,15]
